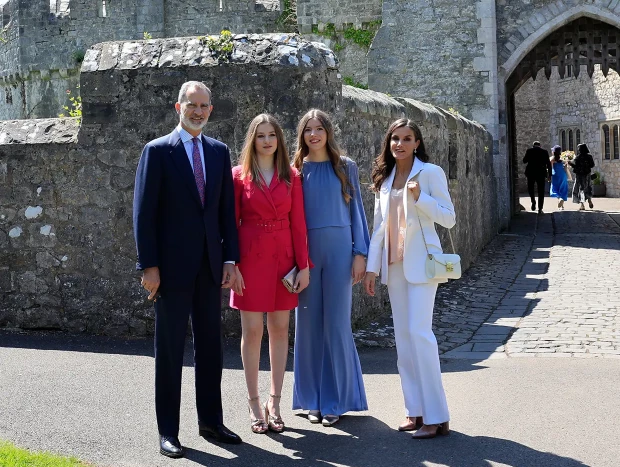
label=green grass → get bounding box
[0,440,92,467]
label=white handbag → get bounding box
[415,208,461,280]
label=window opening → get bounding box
[603,125,610,160]
[98,0,108,17]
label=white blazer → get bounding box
[366,158,456,285]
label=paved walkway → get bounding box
[355,196,620,360]
[2,196,620,467]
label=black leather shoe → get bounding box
[199,424,242,445]
[160,435,184,458]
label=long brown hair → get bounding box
[293,109,352,203]
[239,114,291,189]
[371,119,429,192]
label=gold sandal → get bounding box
[264,394,285,433]
[248,396,268,434]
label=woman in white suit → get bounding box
[364,119,455,439]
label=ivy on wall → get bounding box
[0,25,10,44]
[311,21,381,50]
[276,0,298,33]
[343,76,368,89]
[343,21,382,49]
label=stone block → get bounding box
[473,56,492,71]
[97,150,127,167]
[36,251,61,269]
[0,267,11,292]
[476,0,495,19]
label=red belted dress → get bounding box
[230,165,309,312]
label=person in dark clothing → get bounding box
[568,143,595,210]
[523,141,552,213]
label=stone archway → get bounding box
[498,6,620,214]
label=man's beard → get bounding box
[181,114,208,131]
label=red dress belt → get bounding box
[242,219,290,232]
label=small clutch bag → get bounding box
[281,266,299,293]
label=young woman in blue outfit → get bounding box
[291,109,370,427]
[549,145,569,209]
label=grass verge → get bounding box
[0,440,92,467]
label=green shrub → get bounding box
[72,49,85,64]
[199,30,234,61]
[58,87,82,123]
[276,0,298,33]
[343,77,368,90]
[343,20,382,49]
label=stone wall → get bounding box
[0,35,497,336]
[0,0,22,120]
[304,34,370,87]
[514,70,551,194]
[0,0,282,120]
[296,0,382,33]
[368,0,486,119]
[363,0,509,228]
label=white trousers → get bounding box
[387,262,449,424]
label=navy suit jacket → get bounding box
[523,146,552,179]
[133,128,240,288]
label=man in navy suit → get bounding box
[523,141,552,213]
[133,81,241,458]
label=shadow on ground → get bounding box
[179,415,585,467]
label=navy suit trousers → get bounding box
[154,243,223,436]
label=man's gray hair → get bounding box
[177,81,212,104]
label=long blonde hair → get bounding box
[292,109,351,203]
[239,114,291,189]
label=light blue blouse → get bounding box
[301,157,370,257]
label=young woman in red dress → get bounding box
[230,114,310,434]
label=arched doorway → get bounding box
[501,15,620,214]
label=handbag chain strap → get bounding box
[414,206,456,257]
[408,167,456,257]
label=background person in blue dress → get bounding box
[549,145,569,210]
[291,109,370,427]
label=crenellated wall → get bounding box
[0,35,498,336]
[0,0,283,120]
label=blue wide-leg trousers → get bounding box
[293,226,368,415]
